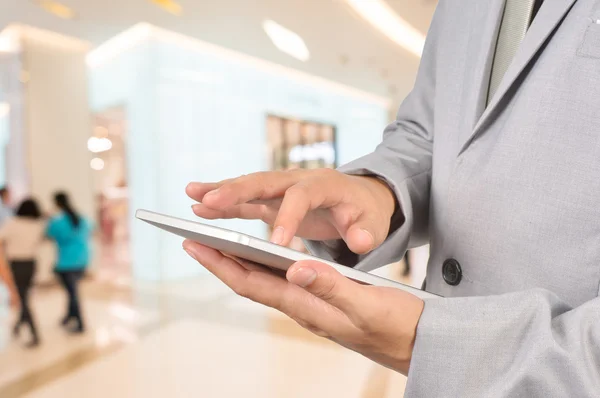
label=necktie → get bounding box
[487,0,541,104]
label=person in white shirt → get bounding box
[0,186,12,227]
[0,198,46,347]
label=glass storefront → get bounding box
[266,115,337,252]
[267,115,337,171]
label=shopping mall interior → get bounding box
[0,1,436,397]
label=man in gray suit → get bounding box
[184,0,600,395]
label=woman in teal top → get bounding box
[46,192,93,333]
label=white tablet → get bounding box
[136,209,439,299]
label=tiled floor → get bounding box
[0,259,424,398]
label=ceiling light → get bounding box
[87,23,152,68]
[90,158,105,171]
[34,0,76,20]
[151,0,182,16]
[345,0,425,57]
[88,137,112,153]
[0,26,21,53]
[263,20,310,62]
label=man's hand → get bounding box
[186,169,397,255]
[182,240,424,375]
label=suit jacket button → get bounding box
[442,259,462,286]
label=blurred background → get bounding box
[0,1,435,397]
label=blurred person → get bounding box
[0,249,19,310]
[0,198,45,347]
[47,192,93,333]
[183,1,600,396]
[97,193,115,244]
[0,186,13,226]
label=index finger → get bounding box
[186,178,235,202]
[191,171,307,210]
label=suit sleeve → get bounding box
[406,289,600,397]
[304,4,446,272]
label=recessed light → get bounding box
[263,20,310,62]
[86,23,152,68]
[88,137,112,153]
[151,0,183,16]
[90,158,105,171]
[33,0,76,20]
[345,0,425,57]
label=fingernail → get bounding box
[270,226,285,245]
[360,229,375,249]
[185,183,197,193]
[289,267,317,288]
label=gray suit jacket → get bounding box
[306,0,600,396]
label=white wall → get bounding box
[22,34,94,217]
[0,52,29,202]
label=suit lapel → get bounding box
[459,0,578,154]
[457,0,506,147]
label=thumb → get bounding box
[343,213,388,255]
[286,260,363,314]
